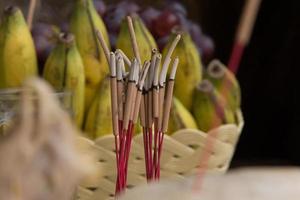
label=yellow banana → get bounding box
[192,80,235,132]
[70,0,110,112]
[84,76,112,139]
[205,59,241,111]
[167,97,198,135]
[0,6,37,88]
[163,30,202,110]
[43,33,85,128]
[116,14,157,65]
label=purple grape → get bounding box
[140,7,160,30]
[153,9,179,37]
[176,12,189,30]
[109,33,118,50]
[198,35,215,62]
[168,2,187,16]
[103,6,126,34]
[189,22,203,47]
[59,22,69,33]
[157,35,170,51]
[31,23,56,73]
[117,1,140,14]
[94,0,106,17]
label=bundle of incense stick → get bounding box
[96,16,180,194]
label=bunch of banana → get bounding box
[167,97,198,135]
[43,33,85,128]
[84,76,112,139]
[116,14,157,65]
[70,0,110,111]
[204,59,241,111]
[0,6,37,89]
[163,30,202,110]
[192,80,235,132]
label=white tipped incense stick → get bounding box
[127,16,142,65]
[159,57,171,86]
[162,58,179,133]
[153,54,161,118]
[133,62,150,123]
[123,59,138,130]
[117,57,125,120]
[96,30,110,64]
[116,49,132,67]
[130,63,140,121]
[162,34,181,65]
[109,53,119,136]
[169,57,179,80]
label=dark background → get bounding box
[195,0,300,166]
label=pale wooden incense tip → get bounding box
[164,34,181,63]
[116,49,131,67]
[116,57,124,81]
[162,81,175,133]
[159,57,171,86]
[110,52,116,77]
[139,62,151,90]
[149,53,157,87]
[134,62,140,84]
[127,16,141,65]
[237,0,262,45]
[153,54,162,86]
[27,0,38,30]
[129,59,138,81]
[96,30,110,64]
[170,57,179,80]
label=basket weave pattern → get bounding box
[76,111,244,200]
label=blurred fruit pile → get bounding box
[32,0,214,69]
[0,0,240,140]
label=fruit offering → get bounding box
[0,6,38,89]
[99,0,214,62]
[0,0,240,136]
[70,0,110,111]
[43,33,85,127]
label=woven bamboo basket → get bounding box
[76,110,244,200]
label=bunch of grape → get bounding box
[98,0,214,62]
[31,0,215,71]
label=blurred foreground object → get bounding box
[120,167,300,200]
[0,78,96,200]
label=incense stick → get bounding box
[96,30,110,64]
[228,0,262,73]
[27,0,37,30]
[116,49,132,67]
[127,16,142,65]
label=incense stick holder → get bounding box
[76,110,244,200]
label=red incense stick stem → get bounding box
[228,43,245,74]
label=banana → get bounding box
[70,0,110,112]
[84,76,112,139]
[192,80,235,132]
[0,6,38,88]
[205,59,241,111]
[43,33,85,128]
[116,14,157,66]
[163,30,202,110]
[167,97,198,135]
